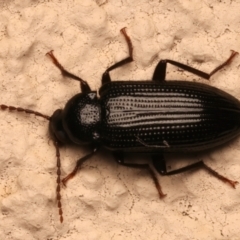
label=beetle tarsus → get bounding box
[209,50,238,76]
[228,180,239,189]
[201,161,239,189]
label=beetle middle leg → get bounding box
[152,155,239,188]
[152,50,238,82]
[102,28,134,85]
[113,152,166,198]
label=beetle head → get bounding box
[49,92,101,145]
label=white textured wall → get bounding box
[0,1,240,239]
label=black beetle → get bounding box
[1,28,239,223]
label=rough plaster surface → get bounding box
[0,0,240,239]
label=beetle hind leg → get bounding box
[152,156,239,188]
[200,161,238,188]
[113,152,166,198]
[152,50,238,82]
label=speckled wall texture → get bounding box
[0,1,240,239]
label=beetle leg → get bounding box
[136,135,170,149]
[113,152,166,198]
[62,147,98,186]
[102,28,134,85]
[46,50,91,93]
[152,50,238,81]
[152,157,239,188]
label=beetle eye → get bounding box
[54,129,69,144]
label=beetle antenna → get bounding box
[0,104,64,223]
[0,104,51,120]
[54,140,63,223]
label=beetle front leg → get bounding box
[113,152,166,198]
[152,50,238,82]
[152,156,238,188]
[46,51,91,93]
[62,147,98,186]
[102,28,134,85]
